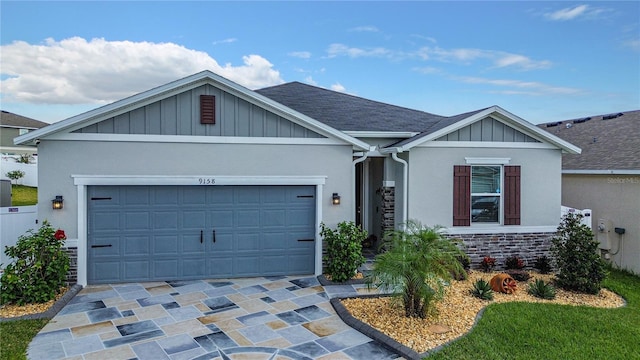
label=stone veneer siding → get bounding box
[380,187,395,235]
[62,247,78,284]
[447,232,555,270]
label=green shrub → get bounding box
[6,170,25,185]
[367,221,465,318]
[505,255,525,270]
[534,255,553,274]
[0,221,70,305]
[551,213,607,294]
[471,279,494,300]
[453,253,471,280]
[527,279,556,300]
[506,269,531,282]
[320,221,366,283]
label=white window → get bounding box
[471,165,501,223]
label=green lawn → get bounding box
[10,185,37,206]
[0,319,48,360]
[428,269,640,359]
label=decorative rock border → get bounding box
[0,284,83,322]
[330,294,489,360]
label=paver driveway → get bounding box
[27,275,400,360]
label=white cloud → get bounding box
[349,26,379,32]
[304,76,317,86]
[0,37,284,105]
[543,4,608,21]
[412,66,442,75]
[288,51,312,59]
[623,38,640,52]
[331,83,346,92]
[457,76,583,95]
[212,38,237,45]
[417,47,552,70]
[326,43,391,58]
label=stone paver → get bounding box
[27,274,401,360]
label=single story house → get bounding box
[15,71,580,285]
[1,110,49,155]
[540,111,639,275]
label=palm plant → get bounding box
[366,220,466,318]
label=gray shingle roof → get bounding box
[0,110,49,129]
[256,82,449,132]
[538,110,640,171]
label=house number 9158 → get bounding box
[198,178,216,185]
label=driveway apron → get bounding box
[27,276,400,360]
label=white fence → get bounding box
[561,205,592,230]
[1,156,38,187]
[0,206,38,268]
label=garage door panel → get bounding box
[124,235,150,255]
[124,261,150,281]
[124,188,150,205]
[208,258,233,277]
[236,210,260,227]
[262,209,286,227]
[154,260,179,278]
[124,212,149,231]
[88,185,315,284]
[154,187,178,205]
[153,235,179,255]
[236,233,260,251]
[92,212,120,231]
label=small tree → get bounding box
[320,221,367,282]
[0,221,70,305]
[14,154,34,164]
[367,221,465,318]
[551,213,607,294]
[6,170,25,185]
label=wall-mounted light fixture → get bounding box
[332,193,341,205]
[52,195,64,210]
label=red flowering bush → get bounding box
[481,256,497,272]
[0,221,70,305]
[54,229,66,240]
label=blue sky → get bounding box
[1,1,638,124]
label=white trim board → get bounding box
[445,225,557,235]
[46,133,346,146]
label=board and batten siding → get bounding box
[436,117,540,142]
[74,84,324,138]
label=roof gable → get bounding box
[0,111,49,129]
[15,71,370,150]
[72,84,323,139]
[384,106,580,154]
[435,116,539,143]
[539,110,640,171]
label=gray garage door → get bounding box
[87,185,316,284]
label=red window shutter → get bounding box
[200,95,216,124]
[503,165,521,225]
[453,165,471,226]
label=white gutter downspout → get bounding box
[352,150,370,223]
[391,151,408,228]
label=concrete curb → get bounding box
[0,284,83,322]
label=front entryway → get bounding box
[87,185,316,284]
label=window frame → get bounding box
[470,165,503,225]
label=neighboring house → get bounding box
[540,111,640,275]
[15,71,579,285]
[0,110,49,155]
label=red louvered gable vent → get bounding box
[200,95,215,124]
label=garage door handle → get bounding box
[297,239,314,242]
[200,230,203,244]
[91,244,112,248]
[213,230,216,243]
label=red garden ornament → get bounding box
[54,229,67,240]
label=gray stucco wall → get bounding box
[36,140,355,239]
[406,146,562,228]
[562,174,640,275]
